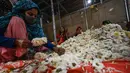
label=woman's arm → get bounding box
[0,36,15,48]
[44,41,55,50]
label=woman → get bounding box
[0,0,65,62]
[75,26,82,36]
[57,26,68,45]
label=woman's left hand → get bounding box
[53,47,65,55]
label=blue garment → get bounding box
[0,0,55,49]
[0,36,15,48]
[0,28,16,48]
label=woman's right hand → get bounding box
[15,39,32,48]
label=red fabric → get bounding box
[3,61,25,69]
[37,46,48,52]
[32,60,130,73]
[67,67,84,73]
[57,34,65,45]
[15,48,27,57]
[67,63,94,73]
[33,64,55,73]
[67,66,94,73]
[5,16,28,40]
[67,60,130,73]
[0,60,129,73]
[0,16,28,62]
[46,68,54,73]
[56,34,60,39]
[0,47,16,62]
[102,60,130,73]
[84,65,94,73]
[46,64,56,73]
[58,37,64,45]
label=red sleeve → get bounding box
[4,16,28,40]
[56,34,60,38]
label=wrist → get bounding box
[14,39,23,48]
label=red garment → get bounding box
[0,16,28,62]
[58,37,64,45]
[56,34,65,45]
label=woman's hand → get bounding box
[15,39,32,48]
[53,47,65,55]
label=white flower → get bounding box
[34,52,47,59]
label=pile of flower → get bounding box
[49,24,130,72]
[0,24,130,73]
